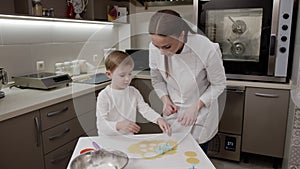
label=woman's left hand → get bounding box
[178,100,204,126]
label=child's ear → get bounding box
[106,71,112,79]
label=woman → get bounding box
[148,9,226,152]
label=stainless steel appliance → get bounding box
[13,72,72,89]
[0,68,8,98]
[195,0,297,83]
[208,86,245,161]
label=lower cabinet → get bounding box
[0,110,45,169]
[0,92,97,169]
[131,79,163,134]
[242,87,289,158]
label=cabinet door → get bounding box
[242,87,289,158]
[44,139,77,169]
[131,79,163,134]
[0,111,44,169]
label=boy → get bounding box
[96,50,171,136]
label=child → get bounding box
[96,50,171,136]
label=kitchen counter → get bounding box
[0,81,109,122]
[0,70,292,122]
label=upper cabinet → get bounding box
[0,0,130,22]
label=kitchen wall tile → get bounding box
[51,22,108,43]
[29,43,85,72]
[0,45,33,80]
[87,25,117,42]
[0,19,53,45]
[77,41,114,67]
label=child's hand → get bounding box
[116,120,141,134]
[157,118,172,136]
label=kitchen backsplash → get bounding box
[0,19,128,81]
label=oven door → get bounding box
[197,0,295,83]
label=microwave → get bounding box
[195,0,298,83]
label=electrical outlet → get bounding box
[93,54,100,62]
[36,61,45,71]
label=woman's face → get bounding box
[151,33,184,56]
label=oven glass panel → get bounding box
[206,8,263,62]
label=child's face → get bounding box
[107,64,134,90]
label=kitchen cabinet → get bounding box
[131,79,163,134]
[242,87,289,158]
[41,92,97,169]
[0,0,129,22]
[0,110,45,169]
[0,92,97,169]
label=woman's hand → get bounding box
[116,120,141,133]
[157,118,172,136]
[161,95,178,116]
[178,100,205,126]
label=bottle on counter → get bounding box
[32,0,43,16]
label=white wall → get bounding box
[0,18,125,81]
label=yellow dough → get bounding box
[186,157,200,164]
[184,151,197,157]
[128,140,177,160]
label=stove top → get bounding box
[13,72,72,89]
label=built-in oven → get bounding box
[208,86,245,161]
[195,0,298,83]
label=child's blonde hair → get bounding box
[105,50,134,72]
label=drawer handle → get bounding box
[255,93,279,98]
[47,107,68,117]
[49,128,71,141]
[34,116,41,147]
[50,150,73,164]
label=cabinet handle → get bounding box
[50,150,73,164]
[47,107,68,117]
[34,116,41,147]
[255,93,279,98]
[49,128,71,141]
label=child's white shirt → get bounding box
[96,85,161,136]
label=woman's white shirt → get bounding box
[149,33,226,143]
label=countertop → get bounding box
[0,70,292,122]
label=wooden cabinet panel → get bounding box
[242,87,289,158]
[42,118,84,154]
[40,100,76,131]
[0,111,44,169]
[44,139,77,169]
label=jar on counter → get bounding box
[63,61,73,76]
[49,8,55,17]
[42,8,48,17]
[55,63,64,74]
[32,0,43,16]
[72,60,80,76]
